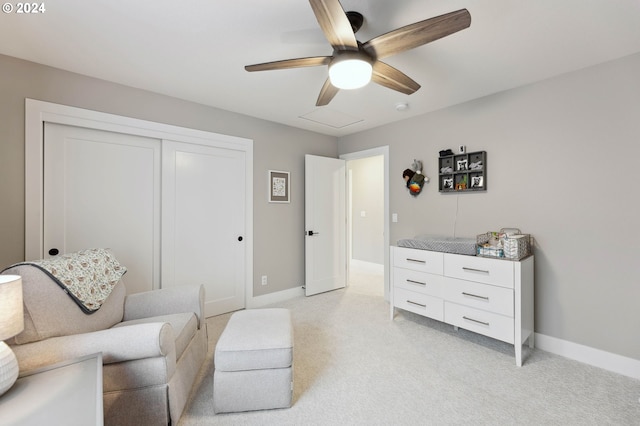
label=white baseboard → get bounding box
[247,286,304,308]
[535,333,640,380]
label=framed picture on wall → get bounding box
[268,170,290,203]
[471,176,484,188]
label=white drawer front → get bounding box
[443,277,514,317]
[393,247,443,274]
[394,287,444,321]
[444,254,514,289]
[394,268,443,298]
[444,302,514,344]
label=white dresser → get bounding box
[390,246,534,366]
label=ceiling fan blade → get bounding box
[316,78,339,106]
[245,56,331,72]
[363,9,471,59]
[309,0,358,50]
[372,61,421,95]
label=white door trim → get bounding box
[340,146,390,301]
[25,99,254,300]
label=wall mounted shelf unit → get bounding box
[439,150,486,193]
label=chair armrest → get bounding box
[12,322,176,373]
[123,284,205,328]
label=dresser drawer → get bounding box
[394,268,443,298]
[444,302,514,344]
[394,287,444,321]
[444,253,514,288]
[393,247,443,274]
[443,277,514,317]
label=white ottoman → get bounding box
[213,308,293,413]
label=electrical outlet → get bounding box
[261,275,268,286]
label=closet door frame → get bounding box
[25,98,254,298]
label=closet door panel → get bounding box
[43,123,161,294]
[162,141,246,317]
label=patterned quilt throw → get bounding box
[10,248,127,314]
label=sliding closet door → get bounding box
[43,123,161,294]
[162,141,246,317]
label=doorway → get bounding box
[340,146,389,300]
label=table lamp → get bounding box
[0,275,24,396]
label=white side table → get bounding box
[0,353,103,426]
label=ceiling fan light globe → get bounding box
[329,59,372,90]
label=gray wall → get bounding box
[3,51,639,361]
[0,54,337,297]
[339,52,640,361]
[348,156,384,264]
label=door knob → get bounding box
[307,231,320,236]
[48,248,59,256]
[238,236,243,241]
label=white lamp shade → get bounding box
[328,51,373,90]
[0,275,24,341]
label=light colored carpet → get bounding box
[178,266,640,425]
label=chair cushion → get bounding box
[2,265,125,345]
[113,312,197,360]
[215,308,293,372]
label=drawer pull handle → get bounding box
[463,316,490,326]
[407,300,426,308]
[406,258,426,264]
[462,292,489,301]
[406,279,426,286]
[462,267,490,274]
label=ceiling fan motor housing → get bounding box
[346,11,364,33]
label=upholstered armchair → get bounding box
[1,253,208,426]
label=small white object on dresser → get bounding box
[390,246,534,366]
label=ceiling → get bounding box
[2,0,640,137]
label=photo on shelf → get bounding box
[471,176,484,188]
[457,159,468,171]
[443,178,453,189]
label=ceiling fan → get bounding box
[245,0,471,106]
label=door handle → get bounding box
[306,230,320,236]
[48,248,59,256]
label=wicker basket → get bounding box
[476,229,531,260]
[503,234,531,259]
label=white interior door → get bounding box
[162,141,246,317]
[305,154,346,296]
[43,123,161,294]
